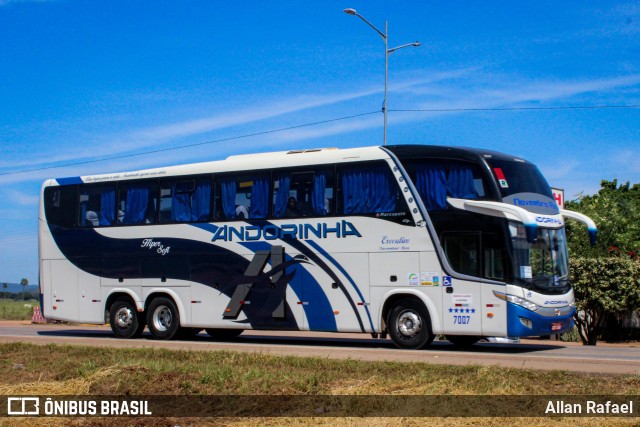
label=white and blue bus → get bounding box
[39,145,597,348]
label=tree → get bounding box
[20,278,28,301]
[566,179,640,259]
[2,283,7,299]
[570,258,640,345]
[566,179,640,344]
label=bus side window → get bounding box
[118,181,158,225]
[215,173,270,220]
[337,162,402,215]
[409,160,486,211]
[442,232,480,277]
[159,176,211,223]
[272,168,334,218]
[442,231,506,281]
[483,233,505,281]
[78,184,116,227]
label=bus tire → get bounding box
[387,298,434,349]
[109,298,145,339]
[146,297,180,340]
[205,328,243,340]
[446,335,480,347]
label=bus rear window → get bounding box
[44,186,76,227]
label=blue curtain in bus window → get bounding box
[122,186,149,225]
[220,177,236,219]
[415,165,447,210]
[250,175,269,219]
[342,165,396,214]
[447,165,478,199]
[99,188,115,226]
[273,174,290,218]
[192,181,211,221]
[171,183,191,222]
[312,171,327,215]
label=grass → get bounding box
[0,299,38,320]
[0,342,638,426]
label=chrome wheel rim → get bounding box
[115,306,134,329]
[152,305,173,332]
[398,310,422,337]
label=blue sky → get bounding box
[1,1,639,283]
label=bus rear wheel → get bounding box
[387,298,434,349]
[146,297,180,340]
[109,298,145,339]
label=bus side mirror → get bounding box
[561,209,597,247]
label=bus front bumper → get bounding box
[506,302,575,337]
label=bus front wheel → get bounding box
[109,298,145,339]
[146,297,180,340]
[387,298,434,349]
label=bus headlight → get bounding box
[493,291,540,312]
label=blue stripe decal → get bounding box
[304,239,375,333]
[56,176,83,185]
[240,241,337,332]
[187,221,365,332]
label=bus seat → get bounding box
[85,211,99,226]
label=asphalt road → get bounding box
[1,321,639,375]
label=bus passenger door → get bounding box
[440,232,483,336]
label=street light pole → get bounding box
[344,8,420,146]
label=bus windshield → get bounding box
[509,222,569,292]
[487,158,553,199]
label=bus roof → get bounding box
[47,146,389,186]
[46,144,532,187]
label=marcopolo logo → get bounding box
[211,220,362,242]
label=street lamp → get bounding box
[344,8,420,146]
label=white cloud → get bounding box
[1,70,639,187]
[405,74,640,111]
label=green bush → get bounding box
[570,257,640,345]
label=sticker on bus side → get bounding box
[408,273,419,286]
[420,272,439,286]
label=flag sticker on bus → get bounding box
[493,168,509,188]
